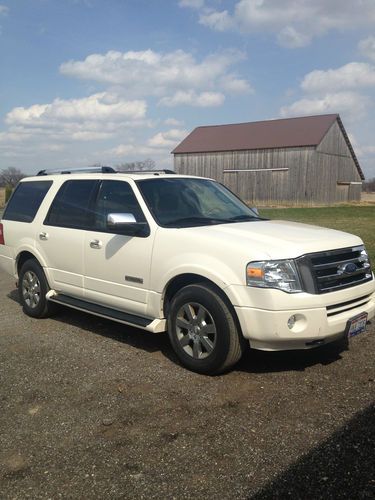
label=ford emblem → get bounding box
[337,262,358,275]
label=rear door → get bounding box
[39,179,98,298]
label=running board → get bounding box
[47,292,153,329]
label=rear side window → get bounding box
[45,180,98,229]
[3,181,53,223]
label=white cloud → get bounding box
[199,10,234,31]
[6,92,146,126]
[359,36,375,63]
[59,48,250,104]
[301,62,375,93]
[148,128,188,148]
[2,92,148,146]
[108,143,170,158]
[179,0,204,9]
[164,118,184,127]
[158,90,225,107]
[277,26,311,49]
[280,91,371,122]
[190,0,375,47]
[0,5,9,15]
[220,74,254,94]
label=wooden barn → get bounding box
[172,114,364,206]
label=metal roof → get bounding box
[172,114,339,154]
[172,114,364,180]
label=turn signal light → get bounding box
[247,267,264,279]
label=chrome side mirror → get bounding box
[107,213,137,226]
[106,213,150,237]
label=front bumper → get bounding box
[229,280,375,351]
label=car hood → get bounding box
[182,220,363,260]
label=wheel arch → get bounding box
[16,249,49,282]
[162,273,244,338]
[17,251,39,274]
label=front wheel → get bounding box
[167,284,245,375]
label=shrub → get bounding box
[5,186,13,203]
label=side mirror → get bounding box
[106,213,149,237]
[250,207,259,216]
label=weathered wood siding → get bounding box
[174,119,362,205]
[175,147,316,205]
[315,120,362,202]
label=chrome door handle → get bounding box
[90,239,102,249]
[39,232,49,240]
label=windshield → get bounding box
[136,177,262,227]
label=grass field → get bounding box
[0,206,374,263]
[260,206,375,263]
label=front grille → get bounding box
[297,246,373,294]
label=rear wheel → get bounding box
[167,283,245,375]
[19,259,56,318]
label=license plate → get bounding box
[346,312,368,338]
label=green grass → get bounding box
[1,205,374,263]
[260,206,375,263]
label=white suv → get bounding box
[0,167,374,374]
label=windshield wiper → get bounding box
[164,216,230,227]
[229,214,266,221]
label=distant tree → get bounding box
[117,159,156,172]
[363,177,375,192]
[0,167,25,188]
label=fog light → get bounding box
[287,315,296,329]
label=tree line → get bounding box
[0,160,158,189]
[363,177,375,192]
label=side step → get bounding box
[48,292,152,328]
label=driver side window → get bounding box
[94,180,147,232]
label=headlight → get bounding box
[246,260,303,293]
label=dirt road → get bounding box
[0,269,374,499]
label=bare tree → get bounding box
[117,159,156,172]
[363,177,375,192]
[0,167,26,187]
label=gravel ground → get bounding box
[0,269,374,499]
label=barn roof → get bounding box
[172,114,364,180]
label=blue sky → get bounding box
[1,0,375,178]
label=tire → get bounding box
[19,259,56,318]
[167,283,245,375]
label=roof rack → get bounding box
[117,169,175,175]
[36,166,117,176]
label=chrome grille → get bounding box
[297,246,373,294]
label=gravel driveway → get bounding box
[0,269,374,499]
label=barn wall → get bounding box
[315,120,362,202]
[174,120,363,205]
[174,147,316,206]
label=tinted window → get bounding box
[45,180,98,229]
[3,181,52,223]
[137,178,259,227]
[94,180,147,231]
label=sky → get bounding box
[0,0,375,178]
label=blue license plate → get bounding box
[346,312,368,338]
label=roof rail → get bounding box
[36,166,117,176]
[117,169,175,175]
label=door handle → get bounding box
[90,239,102,249]
[39,232,49,241]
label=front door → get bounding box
[83,179,155,317]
